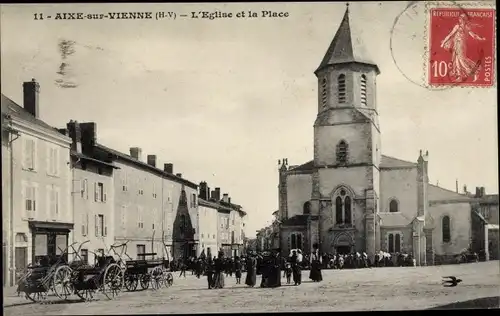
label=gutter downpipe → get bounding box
[8,124,20,286]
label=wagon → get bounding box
[120,236,174,292]
[16,241,85,303]
[69,248,124,301]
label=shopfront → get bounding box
[29,221,73,265]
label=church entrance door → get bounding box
[336,246,351,255]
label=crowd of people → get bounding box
[168,246,418,290]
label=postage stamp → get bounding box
[427,3,496,87]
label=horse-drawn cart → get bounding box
[16,241,84,303]
[69,243,124,301]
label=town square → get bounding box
[2,1,498,313]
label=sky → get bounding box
[1,2,497,238]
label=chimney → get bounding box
[164,163,173,174]
[176,173,182,178]
[79,122,97,151]
[199,182,208,200]
[130,147,142,161]
[147,155,157,167]
[222,193,229,203]
[463,185,468,194]
[23,78,40,118]
[456,179,459,193]
[481,187,486,196]
[215,187,221,201]
[475,187,481,197]
[210,190,217,201]
[67,120,82,153]
[228,197,232,204]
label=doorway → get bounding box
[336,246,351,255]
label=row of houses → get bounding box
[1,79,247,287]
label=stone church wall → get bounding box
[286,174,312,218]
[379,168,418,218]
[430,202,471,259]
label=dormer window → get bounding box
[360,74,367,106]
[336,140,348,164]
[321,78,328,107]
[338,74,346,104]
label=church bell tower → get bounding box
[309,3,382,258]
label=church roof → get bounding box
[316,5,379,74]
[289,160,314,172]
[380,155,417,169]
[428,184,472,202]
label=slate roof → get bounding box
[1,94,66,138]
[71,150,119,169]
[281,215,309,227]
[379,212,412,227]
[287,155,416,173]
[316,6,379,74]
[95,143,198,189]
[380,155,417,169]
[428,184,472,202]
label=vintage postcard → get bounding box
[1,1,498,314]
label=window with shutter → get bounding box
[82,213,86,236]
[94,183,98,201]
[121,206,126,228]
[86,213,89,235]
[95,215,99,236]
[55,189,59,218]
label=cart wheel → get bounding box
[139,274,150,290]
[163,272,174,288]
[124,274,138,292]
[75,289,96,301]
[102,263,124,300]
[150,267,163,290]
[52,265,73,300]
[26,291,48,303]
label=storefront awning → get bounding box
[29,221,74,233]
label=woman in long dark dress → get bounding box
[234,256,242,284]
[309,243,323,282]
[245,254,257,287]
[268,252,282,288]
[213,252,225,289]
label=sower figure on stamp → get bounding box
[440,13,486,82]
[245,252,257,287]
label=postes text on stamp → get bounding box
[428,7,495,87]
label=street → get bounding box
[4,261,499,314]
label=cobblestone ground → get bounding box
[3,261,499,314]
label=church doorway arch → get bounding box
[333,233,353,254]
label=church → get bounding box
[276,6,497,265]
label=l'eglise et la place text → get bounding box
[191,10,290,19]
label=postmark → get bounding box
[426,2,496,87]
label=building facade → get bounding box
[63,120,118,265]
[1,80,73,286]
[277,7,497,265]
[91,144,199,261]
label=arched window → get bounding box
[335,196,343,223]
[388,234,394,253]
[389,199,399,213]
[336,140,348,164]
[334,189,353,225]
[360,74,367,106]
[338,74,346,104]
[388,233,401,253]
[303,201,311,214]
[321,78,328,107]
[442,216,451,243]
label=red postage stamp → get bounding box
[428,7,495,87]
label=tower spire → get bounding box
[315,3,379,75]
